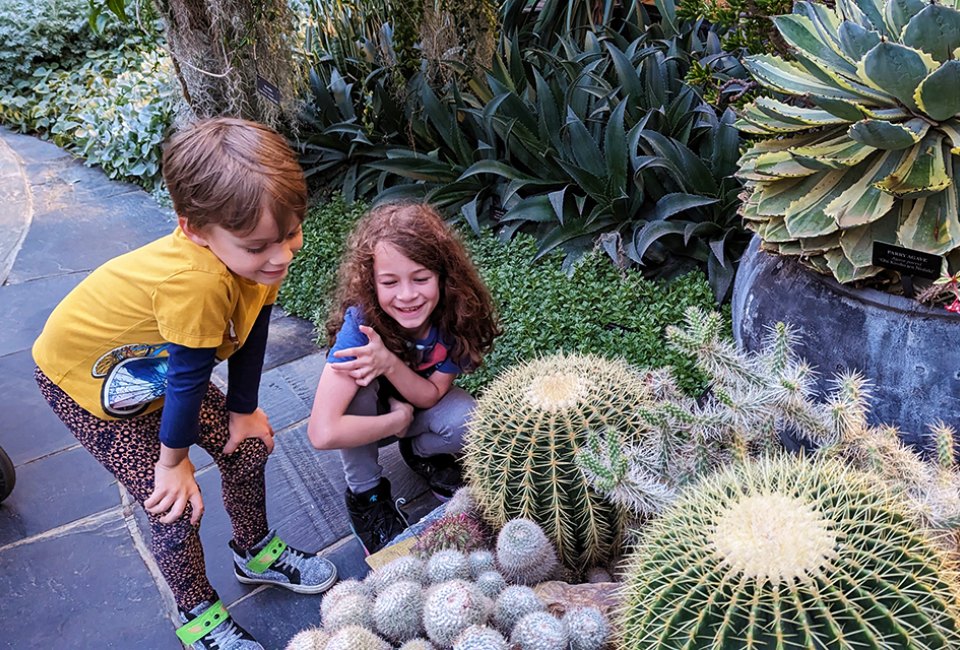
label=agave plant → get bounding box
[737,0,960,283]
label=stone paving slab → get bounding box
[0,348,75,465]
[0,445,118,547]
[0,132,30,284]
[0,271,86,357]
[0,511,178,650]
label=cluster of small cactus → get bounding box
[619,455,960,648]
[287,517,611,650]
[464,352,659,568]
[413,513,489,559]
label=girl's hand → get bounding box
[145,456,203,525]
[224,408,275,455]
[388,397,415,438]
[331,325,397,386]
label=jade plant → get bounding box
[736,0,960,283]
[619,455,960,648]
[463,352,658,568]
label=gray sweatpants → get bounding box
[340,378,475,493]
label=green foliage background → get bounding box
[280,195,725,394]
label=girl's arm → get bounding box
[331,325,456,409]
[307,361,414,450]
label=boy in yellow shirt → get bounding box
[32,117,336,650]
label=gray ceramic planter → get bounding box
[732,236,960,452]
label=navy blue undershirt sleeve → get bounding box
[226,304,272,414]
[158,345,217,449]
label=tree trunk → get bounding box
[153,0,302,130]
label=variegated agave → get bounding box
[736,0,960,283]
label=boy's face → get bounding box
[180,210,303,286]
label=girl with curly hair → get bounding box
[307,202,499,554]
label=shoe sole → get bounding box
[235,568,338,594]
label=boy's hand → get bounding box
[331,325,397,386]
[388,397,414,438]
[224,408,275,455]
[145,456,204,525]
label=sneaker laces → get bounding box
[204,617,245,649]
[272,546,307,574]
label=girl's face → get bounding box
[373,242,440,339]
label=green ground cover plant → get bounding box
[279,195,723,395]
[0,0,175,194]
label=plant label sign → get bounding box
[872,242,941,280]
[256,76,281,107]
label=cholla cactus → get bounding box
[562,607,609,650]
[413,514,488,559]
[619,455,960,648]
[284,627,329,650]
[323,592,373,632]
[474,570,506,598]
[495,519,559,585]
[324,625,391,650]
[366,555,426,594]
[373,580,425,644]
[452,625,509,650]
[467,550,495,579]
[492,585,544,634]
[426,549,471,584]
[423,580,491,647]
[578,307,960,536]
[510,612,569,650]
[465,352,659,567]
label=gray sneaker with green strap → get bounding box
[177,599,262,650]
[231,530,338,594]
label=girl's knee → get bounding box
[218,438,269,477]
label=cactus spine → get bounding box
[322,592,373,632]
[321,579,373,619]
[373,580,425,643]
[562,607,609,650]
[453,625,509,650]
[366,555,426,594]
[423,580,491,648]
[467,550,495,579]
[398,640,436,650]
[492,585,544,634]
[465,352,657,567]
[619,456,960,649]
[494,518,558,585]
[426,549,471,584]
[414,513,488,558]
[510,612,569,650]
[474,570,506,598]
[324,625,391,650]
[284,627,329,650]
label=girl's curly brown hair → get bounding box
[326,202,500,370]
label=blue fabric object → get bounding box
[158,345,216,448]
[226,304,272,414]
[326,306,463,377]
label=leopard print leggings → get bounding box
[35,367,269,611]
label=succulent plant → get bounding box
[321,579,374,619]
[373,580,425,644]
[467,550,495,579]
[562,607,610,650]
[366,555,426,594]
[324,625,391,650]
[494,519,559,586]
[323,592,374,632]
[619,455,960,648]
[398,640,436,650]
[413,513,489,559]
[492,585,545,634]
[464,352,657,567]
[284,627,330,650]
[452,624,509,650]
[426,549,471,584]
[736,0,960,283]
[423,580,491,648]
[444,486,480,519]
[510,612,569,650]
[474,570,507,599]
[584,567,613,584]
